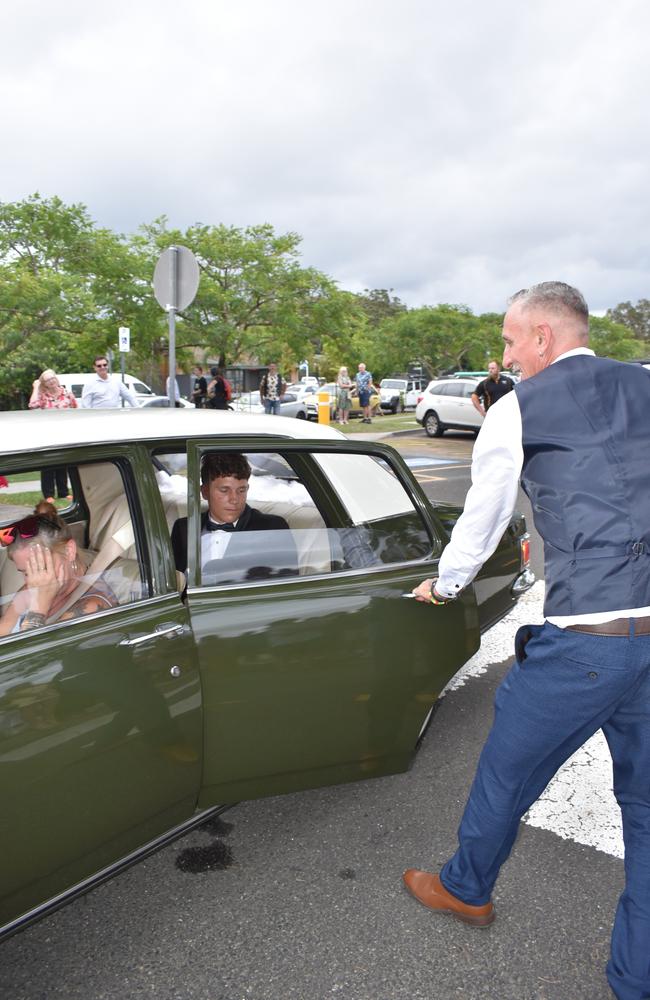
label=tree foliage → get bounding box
[0,194,646,409]
[606,300,650,343]
[355,288,407,327]
[0,194,166,406]
[131,219,359,374]
[588,316,645,360]
[350,304,504,379]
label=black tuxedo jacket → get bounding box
[171,505,299,584]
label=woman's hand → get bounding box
[23,545,65,615]
[28,380,42,408]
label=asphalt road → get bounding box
[2,428,622,1000]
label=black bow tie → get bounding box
[206,520,236,532]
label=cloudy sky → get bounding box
[3,0,650,313]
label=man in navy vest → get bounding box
[405,282,650,1000]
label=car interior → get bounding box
[0,461,145,626]
[0,448,435,626]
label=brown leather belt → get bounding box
[566,617,650,636]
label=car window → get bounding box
[0,459,148,637]
[312,453,432,565]
[155,448,433,589]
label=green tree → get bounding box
[354,304,501,379]
[355,288,407,327]
[131,219,357,373]
[0,194,166,407]
[606,300,650,343]
[589,316,644,360]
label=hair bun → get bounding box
[34,500,63,525]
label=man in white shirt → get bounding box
[403,282,650,1000]
[81,356,138,409]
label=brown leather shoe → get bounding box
[402,869,495,927]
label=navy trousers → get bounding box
[440,621,650,1000]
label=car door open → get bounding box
[174,439,482,806]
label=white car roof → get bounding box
[0,408,345,457]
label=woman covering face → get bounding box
[0,503,117,634]
[28,370,78,410]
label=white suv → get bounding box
[415,378,483,437]
[379,376,426,413]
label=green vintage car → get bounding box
[0,409,533,939]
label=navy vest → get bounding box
[515,355,650,616]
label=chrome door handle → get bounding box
[119,623,187,647]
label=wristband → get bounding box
[21,611,47,630]
[429,580,449,605]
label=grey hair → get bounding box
[508,281,589,328]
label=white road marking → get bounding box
[442,581,624,859]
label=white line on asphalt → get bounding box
[442,581,624,859]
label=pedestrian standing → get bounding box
[355,363,374,423]
[28,369,77,501]
[336,366,353,424]
[471,359,514,416]
[81,356,138,408]
[206,367,230,410]
[405,281,650,1000]
[191,366,208,408]
[260,363,286,415]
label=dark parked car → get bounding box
[0,409,533,939]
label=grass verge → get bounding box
[331,413,421,435]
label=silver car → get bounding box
[138,395,194,409]
[230,390,308,419]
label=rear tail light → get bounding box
[416,394,424,404]
[520,533,530,569]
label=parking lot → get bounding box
[1,426,624,1000]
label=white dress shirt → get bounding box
[200,518,239,565]
[436,349,650,625]
[81,375,138,408]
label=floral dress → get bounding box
[337,375,352,412]
[29,386,77,409]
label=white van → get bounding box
[57,372,156,404]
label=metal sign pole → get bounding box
[153,245,199,409]
[118,327,130,409]
[167,247,178,407]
